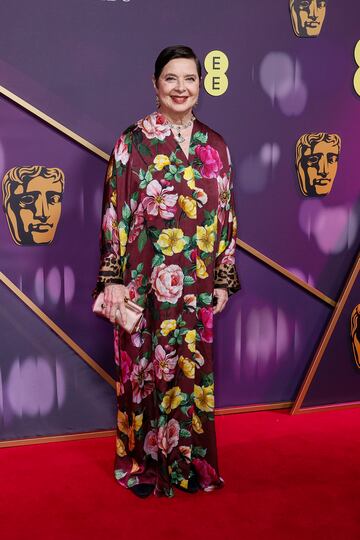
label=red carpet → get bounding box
[1,408,360,540]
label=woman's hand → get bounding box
[213,288,229,314]
[103,284,130,325]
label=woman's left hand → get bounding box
[213,288,229,314]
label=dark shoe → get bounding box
[130,483,155,498]
[176,476,199,493]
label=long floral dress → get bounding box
[94,111,241,497]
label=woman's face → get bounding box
[154,58,200,118]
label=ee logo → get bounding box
[204,50,229,96]
[354,40,360,97]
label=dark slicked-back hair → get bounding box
[154,45,202,84]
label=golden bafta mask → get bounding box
[351,305,360,369]
[2,166,65,246]
[290,0,327,38]
[295,133,341,197]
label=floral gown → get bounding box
[94,111,241,497]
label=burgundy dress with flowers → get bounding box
[94,111,241,497]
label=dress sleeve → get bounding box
[92,131,133,299]
[213,147,241,297]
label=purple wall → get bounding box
[0,0,359,439]
[302,273,360,408]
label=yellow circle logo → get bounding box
[204,50,229,96]
[354,40,360,97]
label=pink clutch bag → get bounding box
[92,291,144,334]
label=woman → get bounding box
[94,45,241,498]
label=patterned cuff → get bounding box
[214,263,241,297]
[92,254,124,299]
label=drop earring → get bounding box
[155,95,160,108]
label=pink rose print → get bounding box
[221,238,236,265]
[144,429,158,460]
[153,344,178,381]
[102,204,119,256]
[158,418,180,456]
[195,144,223,179]
[114,134,130,166]
[198,307,213,343]
[120,350,132,383]
[137,112,171,141]
[114,328,120,365]
[128,199,145,243]
[130,357,154,404]
[131,316,147,348]
[217,173,231,225]
[150,263,184,304]
[192,458,219,489]
[142,179,178,219]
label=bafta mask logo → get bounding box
[290,0,327,38]
[351,305,360,369]
[2,166,65,246]
[296,133,341,197]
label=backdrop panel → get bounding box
[0,1,359,439]
[0,282,116,441]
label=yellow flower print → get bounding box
[178,195,197,219]
[183,166,195,189]
[116,435,127,457]
[180,479,189,489]
[216,240,226,257]
[192,413,204,434]
[185,330,196,352]
[110,191,117,207]
[161,386,183,414]
[117,411,143,451]
[116,381,124,397]
[196,256,209,279]
[194,384,215,412]
[178,355,195,379]
[233,214,238,236]
[157,228,186,256]
[183,166,194,181]
[119,226,128,256]
[133,412,143,432]
[117,410,129,434]
[160,319,177,336]
[179,446,192,460]
[131,458,140,474]
[207,214,218,233]
[196,225,215,253]
[153,154,170,170]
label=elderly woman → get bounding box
[94,45,241,498]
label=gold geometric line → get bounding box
[293,401,360,415]
[0,430,116,448]
[0,84,110,161]
[0,401,293,447]
[291,254,360,414]
[0,85,337,307]
[237,238,336,307]
[215,401,292,415]
[0,271,116,389]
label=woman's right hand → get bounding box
[103,284,130,325]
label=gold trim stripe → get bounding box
[0,401,293,447]
[0,271,116,389]
[237,239,336,307]
[0,85,109,161]
[0,84,336,307]
[291,255,360,414]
